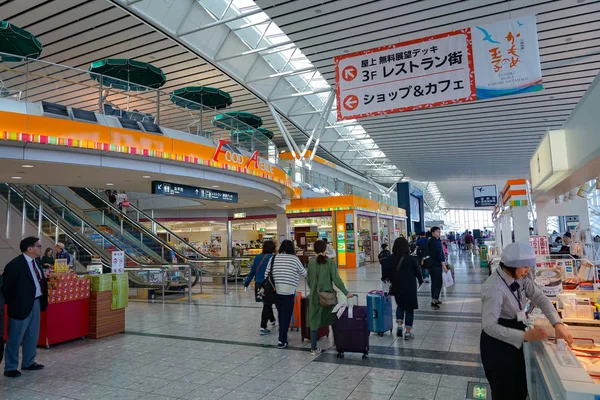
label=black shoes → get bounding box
[431,302,440,310]
[4,370,21,378]
[22,363,44,371]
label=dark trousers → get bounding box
[430,267,443,301]
[480,319,527,400]
[261,302,275,329]
[275,294,295,345]
[0,336,3,364]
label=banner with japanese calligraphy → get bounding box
[471,15,542,99]
[334,15,542,120]
[335,30,475,120]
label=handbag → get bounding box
[262,255,277,304]
[121,201,130,207]
[253,255,269,302]
[316,262,337,307]
[388,256,405,296]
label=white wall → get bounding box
[536,197,590,236]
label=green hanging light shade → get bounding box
[0,20,43,61]
[212,111,263,130]
[89,58,167,91]
[170,86,232,110]
[233,127,274,140]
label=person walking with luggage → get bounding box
[378,244,391,280]
[383,237,423,339]
[427,227,447,310]
[265,239,307,349]
[244,241,276,335]
[481,242,573,399]
[307,240,353,355]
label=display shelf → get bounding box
[88,291,125,339]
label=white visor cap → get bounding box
[500,242,537,268]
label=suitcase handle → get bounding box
[373,309,378,319]
[349,293,359,306]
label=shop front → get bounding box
[286,195,406,269]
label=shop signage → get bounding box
[305,232,318,237]
[345,223,355,252]
[233,212,246,218]
[473,185,497,208]
[111,251,125,273]
[213,140,275,174]
[152,180,238,203]
[335,15,541,120]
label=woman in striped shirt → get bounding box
[265,239,307,348]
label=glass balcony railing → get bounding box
[296,167,398,207]
[0,53,278,163]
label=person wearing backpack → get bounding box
[415,232,430,283]
[378,243,391,280]
[427,227,448,310]
[244,241,276,335]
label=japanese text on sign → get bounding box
[335,30,475,120]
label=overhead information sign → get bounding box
[335,16,541,120]
[473,185,498,208]
[152,181,238,203]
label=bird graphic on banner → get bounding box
[475,26,500,44]
[517,21,524,27]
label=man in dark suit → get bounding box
[2,236,48,378]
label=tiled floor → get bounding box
[1,250,489,399]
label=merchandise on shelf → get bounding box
[47,273,91,304]
[111,273,129,310]
[85,274,113,291]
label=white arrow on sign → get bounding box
[343,67,357,80]
[157,184,162,189]
[344,96,358,109]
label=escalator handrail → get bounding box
[78,188,218,262]
[1,184,114,267]
[18,184,158,267]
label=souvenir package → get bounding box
[47,273,91,304]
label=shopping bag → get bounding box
[443,270,454,288]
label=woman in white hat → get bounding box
[480,242,573,399]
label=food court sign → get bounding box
[213,140,275,174]
[335,15,542,120]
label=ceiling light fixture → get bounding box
[212,185,220,188]
[21,164,34,168]
[142,175,151,179]
[264,199,269,202]
[106,183,114,186]
[315,8,322,13]
[11,176,22,180]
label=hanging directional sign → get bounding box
[152,181,238,203]
[473,185,498,208]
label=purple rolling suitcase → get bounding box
[333,294,369,359]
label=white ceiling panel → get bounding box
[258,0,600,207]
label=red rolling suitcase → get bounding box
[289,291,302,331]
[300,296,330,342]
[333,294,369,359]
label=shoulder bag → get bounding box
[253,255,269,302]
[262,255,277,304]
[388,256,405,296]
[316,261,338,307]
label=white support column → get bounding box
[226,220,233,258]
[512,206,530,245]
[276,214,289,242]
[501,212,513,249]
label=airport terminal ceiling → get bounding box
[256,0,600,207]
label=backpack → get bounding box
[378,250,391,264]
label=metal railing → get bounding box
[0,52,278,163]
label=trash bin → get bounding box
[479,244,489,268]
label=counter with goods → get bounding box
[4,272,91,348]
[85,273,128,339]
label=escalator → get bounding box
[6,184,187,289]
[31,185,203,286]
[0,184,111,272]
[68,187,214,262]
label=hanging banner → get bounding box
[335,30,475,120]
[471,14,543,99]
[335,15,542,120]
